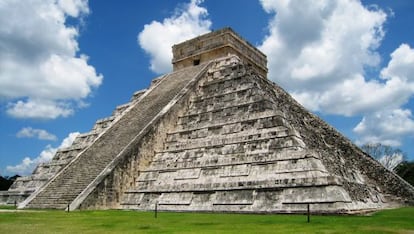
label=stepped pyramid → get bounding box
[19,28,414,213]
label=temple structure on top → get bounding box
[172,28,267,77]
[2,28,412,214]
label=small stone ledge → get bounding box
[160,134,303,153]
[131,89,147,101]
[145,156,322,174]
[151,147,311,166]
[95,116,115,124]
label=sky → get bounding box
[0,0,414,176]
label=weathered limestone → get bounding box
[18,28,414,213]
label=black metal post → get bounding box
[67,203,70,213]
[14,200,17,209]
[307,203,310,223]
[154,202,158,218]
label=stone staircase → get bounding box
[23,63,210,209]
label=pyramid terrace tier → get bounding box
[146,149,325,172]
[122,183,387,214]
[127,175,344,193]
[172,114,300,141]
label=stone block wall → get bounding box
[117,56,387,214]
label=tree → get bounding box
[395,161,414,186]
[361,143,405,172]
[0,174,20,191]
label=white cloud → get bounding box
[353,109,414,146]
[259,0,386,95]
[381,44,414,82]
[58,0,90,17]
[0,0,102,119]
[7,99,74,119]
[16,127,57,141]
[259,0,414,146]
[138,0,211,74]
[6,132,80,175]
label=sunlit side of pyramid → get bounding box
[19,28,414,213]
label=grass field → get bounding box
[0,205,16,209]
[0,207,413,233]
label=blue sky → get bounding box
[1,0,414,176]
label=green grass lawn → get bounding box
[0,205,16,209]
[0,207,413,233]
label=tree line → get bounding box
[361,143,413,186]
[0,175,20,191]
